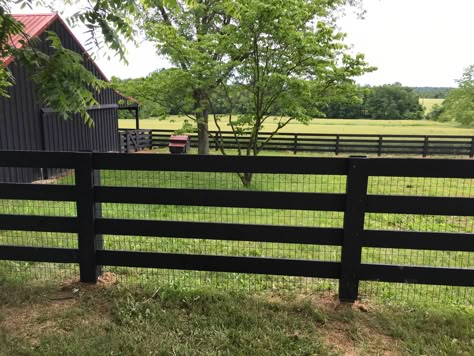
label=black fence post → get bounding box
[470,137,474,158]
[339,156,369,302]
[135,107,140,130]
[335,135,340,156]
[293,134,298,155]
[378,136,383,157]
[423,136,429,157]
[75,152,100,283]
[148,130,153,149]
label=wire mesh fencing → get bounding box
[0,155,472,306]
[0,168,79,285]
[99,170,346,294]
[360,176,474,305]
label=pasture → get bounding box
[420,98,444,113]
[119,117,474,136]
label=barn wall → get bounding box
[0,18,122,182]
[0,62,43,182]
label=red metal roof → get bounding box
[2,14,58,67]
[2,13,109,81]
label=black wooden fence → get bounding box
[0,151,472,302]
[119,129,474,157]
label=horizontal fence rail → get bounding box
[0,151,473,303]
[119,128,474,157]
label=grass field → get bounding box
[120,117,474,136]
[420,98,444,113]
[0,283,472,355]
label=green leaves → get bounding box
[363,84,424,120]
[440,65,474,126]
[0,67,13,97]
[20,32,107,126]
[1,3,108,125]
[0,8,25,96]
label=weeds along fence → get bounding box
[120,129,474,157]
[0,151,473,304]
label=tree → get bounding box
[208,0,373,185]
[135,0,251,154]
[364,83,423,120]
[440,65,474,126]
[320,85,370,119]
[1,1,108,125]
[111,69,192,118]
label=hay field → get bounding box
[120,117,474,136]
[419,98,444,113]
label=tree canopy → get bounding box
[363,83,423,120]
[438,65,474,126]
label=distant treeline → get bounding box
[411,87,452,99]
[113,71,444,120]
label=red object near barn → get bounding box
[169,135,191,154]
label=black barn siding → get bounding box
[0,17,123,183]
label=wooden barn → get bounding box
[0,13,138,182]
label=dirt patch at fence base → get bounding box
[261,292,400,356]
[321,320,401,356]
[0,283,113,348]
[59,272,117,290]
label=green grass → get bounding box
[0,283,472,355]
[0,160,472,305]
[120,117,474,136]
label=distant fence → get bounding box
[0,151,472,302]
[119,129,474,157]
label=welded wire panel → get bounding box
[99,170,346,293]
[360,175,474,305]
[0,168,79,285]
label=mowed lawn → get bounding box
[120,117,474,136]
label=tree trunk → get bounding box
[194,89,210,155]
[197,117,209,155]
[239,172,253,187]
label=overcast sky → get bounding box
[13,0,474,87]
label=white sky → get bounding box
[13,0,474,87]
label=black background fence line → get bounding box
[119,129,474,157]
[0,151,473,303]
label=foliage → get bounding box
[440,65,474,126]
[0,1,107,125]
[112,69,195,120]
[137,0,253,154]
[206,0,373,184]
[111,0,372,157]
[363,83,424,120]
[319,85,369,119]
[411,86,451,99]
[0,7,23,96]
[23,33,106,125]
[425,103,445,121]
